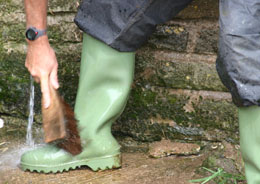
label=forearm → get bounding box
[24,0,59,108]
[24,0,48,29]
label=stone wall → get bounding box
[0,0,239,143]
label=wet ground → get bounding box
[0,153,205,184]
[0,137,246,184]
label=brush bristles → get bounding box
[57,98,82,155]
[42,85,82,155]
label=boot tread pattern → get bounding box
[20,154,121,173]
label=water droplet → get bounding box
[0,118,4,128]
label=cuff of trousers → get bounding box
[74,0,192,52]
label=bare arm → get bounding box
[24,0,59,108]
[24,0,48,29]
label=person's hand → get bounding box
[25,36,59,108]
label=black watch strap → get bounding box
[25,27,47,41]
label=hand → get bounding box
[25,36,59,108]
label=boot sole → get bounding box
[20,154,121,173]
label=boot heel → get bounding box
[87,154,122,171]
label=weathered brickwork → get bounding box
[0,0,238,144]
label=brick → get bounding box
[195,29,219,54]
[0,0,23,13]
[48,0,79,13]
[177,0,219,19]
[135,49,227,92]
[148,25,188,52]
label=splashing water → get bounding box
[26,75,35,146]
[0,144,42,170]
[0,76,43,170]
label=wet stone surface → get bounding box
[0,152,204,184]
[148,139,201,158]
[0,137,246,184]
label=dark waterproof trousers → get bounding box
[74,0,192,52]
[216,0,260,107]
[75,0,260,107]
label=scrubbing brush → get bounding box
[41,84,82,155]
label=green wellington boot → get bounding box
[20,33,135,173]
[239,106,260,183]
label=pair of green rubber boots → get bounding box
[20,33,135,173]
[20,33,260,184]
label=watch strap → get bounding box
[26,27,47,41]
[35,29,47,39]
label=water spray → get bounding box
[26,75,35,146]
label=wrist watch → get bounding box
[25,27,47,41]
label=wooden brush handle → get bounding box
[42,85,66,143]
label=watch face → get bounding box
[26,28,37,40]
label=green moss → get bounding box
[193,99,238,131]
[48,25,64,42]
[114,86,238,143]
[0,41,81,119]
[0,23,81,44]
[0,0,23,13]
[0,23,26,43]
[48,0,78,12]
[195,29,218,54]
[203,156,218,168]
[0,115,42,141]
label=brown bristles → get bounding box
[57,99,82,155]
[42,85,82,155]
